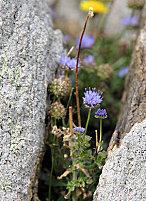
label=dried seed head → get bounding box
[128,0,145,9]
[49,77,71,98]
[50,101,66,119]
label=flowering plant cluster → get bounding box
[46,7,108,201]
[41,0,137,200]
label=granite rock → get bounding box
[93,120,146,201]
[0,0,63,200]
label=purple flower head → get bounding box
[67,58,80,70]
[95,108,107,119]
[121,16,139,26]
[67,58,77,70]
[59,54,70,66]
[59,55,80,70]
[118,66,129,78]
[74,127,86,134]
[76,35,95,48]
[83,88,103,108]
[83,55,95,64]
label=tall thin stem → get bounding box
[49,118,56,201]
[95,130,99,153]
[66,87,74,109]
[69,107,77,201]
[85,108,91,134]
[72,169,77,201]
[49,135,55,201]
[75,15,90,127]
[69,106,73,135]
[99,119,102,143]
[97,118,103,152]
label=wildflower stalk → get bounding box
[69,106,73,135]
[62,118,66,127]
[48,135,55,201]
[100,119,102,143]
[66,87,74,109]
[95,130,99,153]
[98,118,103,152]
[48,142,54,201]
[49,118,56,201]
[75,10,93,127]
[85,108,91,134]
[69,106,77,201]
[72,169,77,201]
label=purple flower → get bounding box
[67,58,76,70]
[59,55,80,70]
[83,55,95,64]
[95,108,107,119]
[76,35,95,48]
[74,127,86,134]
[83,88,103,108]
[59,55,70,66]
[118,66,129,78]
[121,16,139,26]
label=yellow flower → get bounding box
[80,0,109,14]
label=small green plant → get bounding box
[45,7,109,201]
[38,3,134,200]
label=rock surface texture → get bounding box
[0,0,63,200]
[93,26,146,201]
[93,120,146,201]
[115,27,146,135]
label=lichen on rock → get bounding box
[0,0,63,200]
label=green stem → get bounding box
[49,119,56,201]
[97,118,103,153]
[65,69,68,78]
[66,87,74,109]
[99,118,102,143]
[48,142,54,201]
[62,118,66,127]
[72,169,77,201]
[85,108,91,134]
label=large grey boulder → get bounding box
[93,120,146,201]
[93,25,146,201]
[0,0,63,200]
